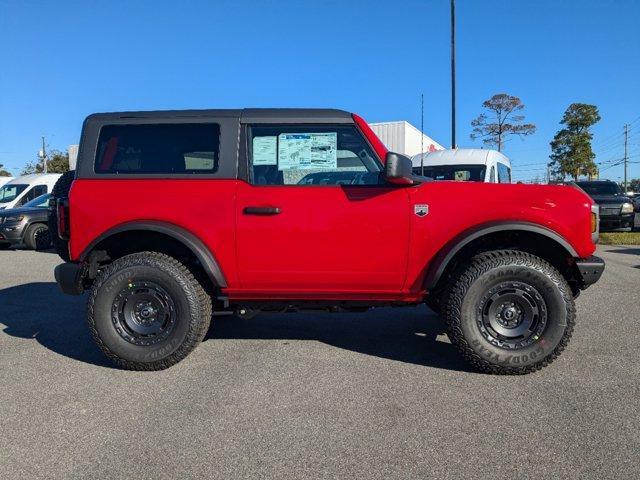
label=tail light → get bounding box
[57,199,70,240]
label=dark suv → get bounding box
[575,180,635,231]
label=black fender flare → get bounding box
[80,221,227,287]
[424,221,578,290]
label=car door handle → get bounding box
[243,206,281,215]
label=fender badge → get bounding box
[414,204,429,217]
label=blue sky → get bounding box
[1,0,638,182]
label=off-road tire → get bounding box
[88,251,212,370]
[48,170,75,261]
[442,250,575,375]
[24,223,51,250]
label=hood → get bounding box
[588,194,632,205]
[0,206,48,218]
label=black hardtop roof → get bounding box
[85,108,353,123]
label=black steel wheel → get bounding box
[443,250,575,375]
[477,281,547,350]
[111,281,177,346]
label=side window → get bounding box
[497,163,511,183]
[249,125,382,186]
[17,185,47,206]
[95,123,220,174]
[489,166,496,183]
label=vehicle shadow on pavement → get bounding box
[0,282,113,368]
[607,247,640,256]
[208,306,474,373]
[0,282,472,372]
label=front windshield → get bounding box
[413,164,486,182]
[0,184,27,204]
[577,182,622,196]
[23,193,52,208]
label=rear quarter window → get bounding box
[95,123,220,174]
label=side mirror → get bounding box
[385,152,415,185]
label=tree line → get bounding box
[470,93,602,181]
[0,150,71,177]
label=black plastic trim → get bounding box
[54,262,84,295]
[575,255,605,287]
[424,222,580,289]
[240,108,352,124]
[79,221,228,287]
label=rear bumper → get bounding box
[575,255,605,288]
[54,262,85,295]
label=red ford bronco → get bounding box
[51,108,604,373]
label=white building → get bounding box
[68,144,79,170]
[369,121,444,157]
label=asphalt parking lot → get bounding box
[1,246,639,479]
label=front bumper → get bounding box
[575,255,605,288]
[0,223,26,245]
[54,262,86,295]
[600,213,635,230]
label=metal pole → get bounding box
[421,93,425,176]
[451,0,456,149]
[623,124,628,192]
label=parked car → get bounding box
[574,180,635,231]
[0,193,52,250]
[51,108,603,374]
[0,173,61,210]
[410,148,512,183]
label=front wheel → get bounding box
[442,250,575,375]
[24,223,50,250]
[88,252,212,370]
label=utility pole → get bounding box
[623,124,628,192]
[450,0,456,149]
[420,93,425,175]
[40,136,48,174]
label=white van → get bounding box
[411,148,512,183]
[0,173,62,210]
[0,177,14,188]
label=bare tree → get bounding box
[470,93,536,151]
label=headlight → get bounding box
[621,203,634,214]
[3,215,24,223]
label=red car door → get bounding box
[232,124,411,297]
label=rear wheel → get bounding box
[442,250,575,375]
[88,251,212,370]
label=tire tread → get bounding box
[87,251,212,370]
[442,249,575,375]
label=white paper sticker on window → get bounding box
[253,136,278,165]
[278,132,337,170]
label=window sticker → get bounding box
[454,170,470,181]
[278,132,337,170]
[253,136,277,165]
